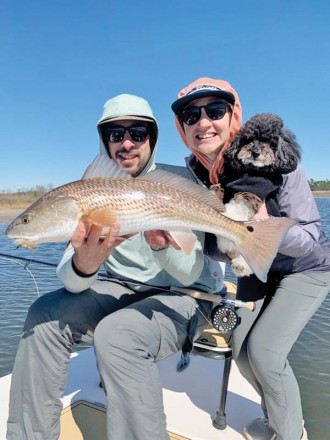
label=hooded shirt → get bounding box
[56,94,223,294]
[97,94,159,175]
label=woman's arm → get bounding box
[276,164,321,257]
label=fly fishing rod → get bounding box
[170,286,255,333]
[0,252,57,267]
[0,252,255,333]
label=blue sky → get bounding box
[1,0,329,191]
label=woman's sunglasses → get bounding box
[105,125,150,143]
[179,102,230,126]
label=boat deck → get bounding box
[0,347,262,439]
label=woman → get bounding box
[171,77,330,440]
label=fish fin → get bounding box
[82,154,132,179]
[233,217,296,282]
[86,209,117,226]
[140,169,225,212]
[167,231,197,254]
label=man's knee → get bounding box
[23,288,74,333]
[94,308,158,360]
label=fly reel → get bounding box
[169,286,254,334]
[211,305,240,333]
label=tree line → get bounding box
[0,180,329,209]
[309,179,330,191]
[1,181,330,194]
[0,185,53,208]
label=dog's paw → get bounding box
[217,236,236,254]
[233,192,262,215]
[231,256,253,277]
[209,183,224,201]
[222,199,250,221]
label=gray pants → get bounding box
[233,270,330,440]
[6,278,211,440]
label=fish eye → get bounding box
[21,216,30,224]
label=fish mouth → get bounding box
[9,237,37,249]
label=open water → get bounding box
[0,198,330,440]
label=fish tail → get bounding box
[235,217,295,282]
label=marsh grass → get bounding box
[0,186,52,209]
[0,187,329,210]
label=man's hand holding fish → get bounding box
[70,222,122,276]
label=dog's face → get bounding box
[223,113,301,174]
[237,141,276,168]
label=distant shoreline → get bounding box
[312,191,330,197]
[1,191,330,222]
[0,208,25,223]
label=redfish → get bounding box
[5,155,295,282]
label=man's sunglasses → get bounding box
[105,125,150,143]
[178,102,230,126]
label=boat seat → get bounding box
[192,280,237,430]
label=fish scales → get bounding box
[46,177,249,239]
[6,165,296,282]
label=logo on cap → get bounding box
[186,85,223,96]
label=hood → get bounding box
[97,94,159,175]
[172,77,242,184]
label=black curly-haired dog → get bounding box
[223,112,301,174]
[217,113,301,278]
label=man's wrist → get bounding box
[151,246,168,252]
[71,258,99,278]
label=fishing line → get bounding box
[0,253,52,319]
[0,257,40,320]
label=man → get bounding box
[7,94,223,440]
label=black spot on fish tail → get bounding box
[237,217,296,282]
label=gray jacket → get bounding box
[187,154,330,274]
[269,164,330,274]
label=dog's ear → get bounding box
[275,128,302,173]
[223,137,245,171]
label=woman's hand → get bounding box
[71,222,122,275]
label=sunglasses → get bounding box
[179,102,229,126]
[105,125,150,143]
